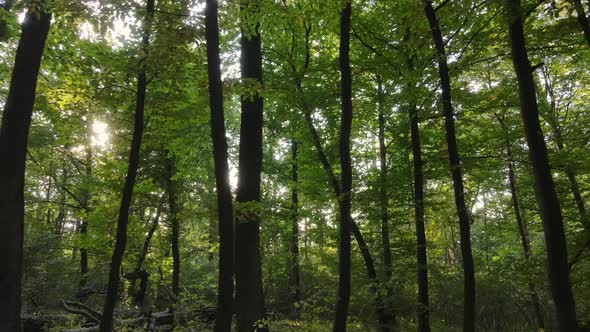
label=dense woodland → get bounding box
[0,0,589,331]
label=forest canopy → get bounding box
[0,0,589,331]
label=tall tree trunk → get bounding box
[423,0,475,332]
[288,138,301,320]
[205,1,235,330]
[572,0,590,47]
[333,2,352,331]
[291,8,383,328]
[129,203,161,302]
[234,1,267,330]
[100,1,154,330]
[166,155,181,303]
[505,147,545,329]
[55,165,68,234]
[505,0,578,329]
[422,2,476,331]
[376,77,395,331]
[408,67,430,331]
[79,118,93,289]
[497,114,545,328]
[377,77,393,283]
[0,2,51,330]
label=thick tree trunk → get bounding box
[205,1,235,330]
[288,138,301,320]
[333,2,353,331]
[572,0,590,47]
[0,3,51,330]
[422,2,476,331]
[409,82,430,332]
[505,0,578,329]
[100,1,154,330]
[235,1,267,331]
[165,156,181,302]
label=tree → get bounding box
[204,0,235,329]
[333,1,353,330]
[572,0,590,47]
[100,0,155,330]
[288,138,301,320]
[165,155,181,303]
[505,0,579,329]
[235,0,267,330]
[422,1,476,330]
[0,1,51,329]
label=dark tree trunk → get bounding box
[205,1,235,330]
[377,77,393,283]
[0,3,51,330]
[376,77,396,331]
[235,1,266,331]
[292,9,383,328]
[497,113,545,328]
[165,155,181,302]
[422,1,475,331]
[79,118,93,289]
[409,79,430,332]
[100,1,154,330]
[572,0,590,47]
[129,205,161,306]
[333,2,353,331]
[55,165,68,234]
[505,0,578,329]
[505,148,545,329]
[288,138,301,320]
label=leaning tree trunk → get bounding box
[0,3,51,330]
[422,1,476,331]
[165,155,181,303]
[291,14,386,329]
[333,2,353,331]
[205,1,235,330]
[235,1,267,331]
[505,0,578,329]
[505,146,545,329]
[288,138,301,320]
[572,0,590,47]
[100,1,154,330]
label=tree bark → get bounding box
[422,1,476,331]
[165,155,181,302]
[376,77,396,331]
[205,1,235,330]
[288,138,301,320]
[0,2,51,330]
[408,68,431,331]
[80,118,94,289]
[333,2,353,331]
[572,0,590,47]
[235,1,267,331]
[377,77,393,284]
[505,0,578,329]
[99,1,154,330]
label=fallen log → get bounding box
[61,301,101,324]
